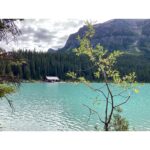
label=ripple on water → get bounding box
[0,83,150,131]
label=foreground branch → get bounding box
[83,104,105,124]
[114,96,130,108]
[4,96,15,112]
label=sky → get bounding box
[0,19,87,51]
[0,0,150,52]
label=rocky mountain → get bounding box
[48,48,57,53]
[59,19,150,53]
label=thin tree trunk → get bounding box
[104,123,109,131]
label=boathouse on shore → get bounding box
[45,76,60,82]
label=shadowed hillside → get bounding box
[59,19,150,53]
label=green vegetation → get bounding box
[67,22,138,131]
[1,49,150,83]
[2,50,94,81]
[0,84,15,97]
[0,19,22,109]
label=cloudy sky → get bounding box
[1,0,149,52]
[0,19,90,51]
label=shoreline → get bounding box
[21,80,147,84]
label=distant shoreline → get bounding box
[20,79,147,84]
[21,80,67,83]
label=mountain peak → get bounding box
[59,19,150,53]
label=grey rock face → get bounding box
[59,19,150,53]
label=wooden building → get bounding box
[45,76,60,82]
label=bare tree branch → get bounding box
[85,83,107,99]
[83,104,105,124]
[0,19,21,43]
[114,96,130,108]
[4,96,15,112]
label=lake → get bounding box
[0,82,149,131]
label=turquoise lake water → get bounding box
[0,82,149,131]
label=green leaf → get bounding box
[94,71,100,78]
[66,72,77,79]
[133,88,139,94]
[0,84,15,98]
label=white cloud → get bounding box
[1,0,149,52]
[0,19,85,51]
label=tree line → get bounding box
[0,49,150,82]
